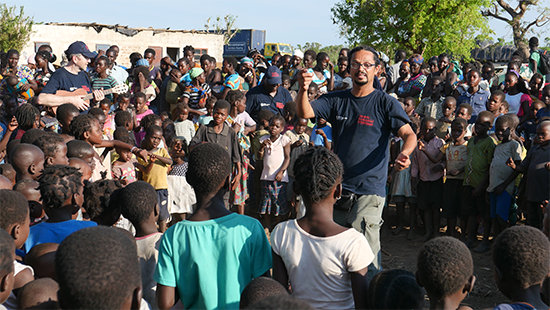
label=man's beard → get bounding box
[353,77,368,86]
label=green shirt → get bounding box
[154,213,272,310]
[463,136,496,187]
[530,50,542,75]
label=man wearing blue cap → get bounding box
[245,66,293,121]
[38,41,105,110]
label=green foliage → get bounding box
[331,0,493,62]
[0,4,35,52]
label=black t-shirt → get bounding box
[41,67,91,94]
[312,89,410,196]
[245,84,293,121]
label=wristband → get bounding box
[131,147,137,153]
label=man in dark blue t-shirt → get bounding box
[297,46,416,280]
[245,66,293,121]
[38,41,104,111]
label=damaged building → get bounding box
[20,22,225,67]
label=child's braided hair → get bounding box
[293,146,343,203]
[38,165,82,209]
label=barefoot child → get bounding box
[413,117,445,241]
[259,115,291,231]
[190,100,242,208]
[421,118,468,238]
[227,90,255,215]
[167,138,195,223]
[486,115,523,238]
[137,125,172,233]
[462,111,496,251]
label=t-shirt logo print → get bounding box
[358,115,374,126]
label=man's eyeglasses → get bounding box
[350,62,376,70]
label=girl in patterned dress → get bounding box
[167,138,195,224]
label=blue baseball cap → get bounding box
[65,41,97,58]
[265,66,282,85]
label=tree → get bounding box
[331,0,492,61]
[0,4,35,52]
[204,14,239,45]
[296,43,347,64]
[482,0,549,59]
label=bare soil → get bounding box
[381,204,507,310]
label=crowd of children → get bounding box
[0,39,548,310]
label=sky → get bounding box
[4,0,548,48]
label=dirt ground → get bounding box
[381,204,506,310]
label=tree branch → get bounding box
[525,13,550,32]
[482,4,512,23]
[496,0,518,18]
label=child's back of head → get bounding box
[13,179,43,220]
[9,143,45,181]
[66,140,95,161]
[292,146,343,204]
[20,129,46,145]
[0,189,30,249]
[115,181,157,230]
[17,277,59,310]
[186,143,231,196]
[0,164,16,186]
[367,269,424,309]
[493,226,550,304]
[416,236,475,308]
[83,179,123,226]
[115,111,133,129]
[15,104,40,131]
[55,226,141,310]
[24,242,58,279]
[0,229,14,304]
[239,277,288,309]
[38,165,83,211]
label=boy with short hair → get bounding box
[17,278,59,310]
[486,90,506,136]
[190,100,242,206]
[0,229,15,305]
[455,103,474,138]
[13,180,44,227]
[116,181,161,308]
[492,226,550,310]
[56,226,142,310]
[416,237,475,310]
[55,103,80,143]
[462,111,496,251]
[66,140,96,173]
[498,120,550,229]
[416,76,445,119]
[32,132,69,167]
[0,190,34,310]
[155,143,271,310]
[9,144,44,182]
[486,115,523,238]
[435,97,456,140]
